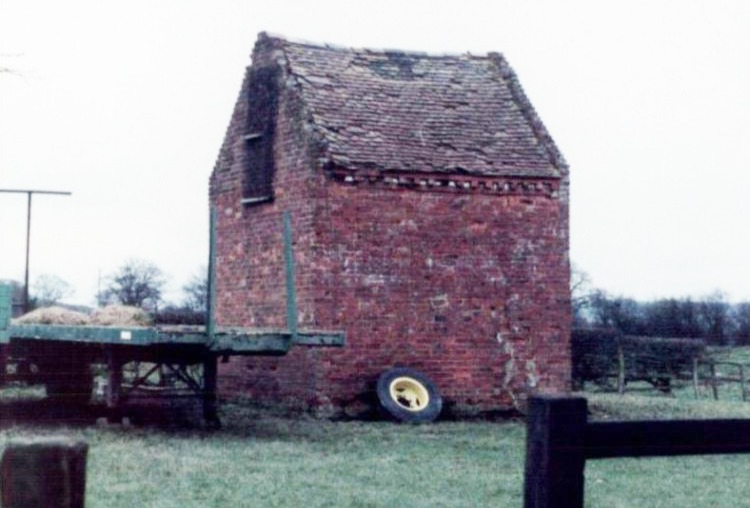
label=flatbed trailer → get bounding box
[0,211,344,426]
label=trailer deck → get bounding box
[0,210,345,426]
[4,323,343,353]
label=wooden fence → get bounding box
[693,359,749,401]
[524,395,750,508]
[607,346,750,401]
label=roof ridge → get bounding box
[259,31,497,61]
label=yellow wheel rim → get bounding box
[389,376,430,412]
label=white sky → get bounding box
[1,0,749,305]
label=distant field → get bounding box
[2,360,750,506]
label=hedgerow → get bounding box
[571,329,705,389]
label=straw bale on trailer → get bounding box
[90,305,152,327]
[12,307,91,326]
[12,305,152,327]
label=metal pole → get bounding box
[24,192,32,312]
[0,189,71,313]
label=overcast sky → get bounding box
[1,0,749,305]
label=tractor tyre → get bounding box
[376,367,442,423]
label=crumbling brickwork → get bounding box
[210,33,571,416]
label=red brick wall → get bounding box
[300,175,571,416]
[210,36,328,410]
[210,40,571,417]
[214,177,570,416]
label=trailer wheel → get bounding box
[376,368,442,423]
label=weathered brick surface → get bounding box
[210,33,571,416]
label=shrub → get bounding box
[571,328,620,388]
[620,336,705,381]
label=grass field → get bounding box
[2,352,750,507]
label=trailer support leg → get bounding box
[203,355,220,428]
[106,350,124,423]
[0,346,7,387]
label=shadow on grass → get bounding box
[0,399,104,427]
[0,398,209,430]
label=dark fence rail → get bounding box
[523,395,750,508]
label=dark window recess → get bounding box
[242,66,280,204]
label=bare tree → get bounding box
[182,267,208,313]
[570,263,592,326]
[32,274,73,306]
[98,259,166,310]
[734,303,750,345]
[587,290,644,335]
[697,291,732,345]
[643,298,702,338]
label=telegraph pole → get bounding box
[0,189,71,312]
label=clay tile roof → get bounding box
[265,34,566,178]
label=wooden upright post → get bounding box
[692,358,700,398]
[524,395,587,508]
[203,355,220,428]
[0,284,10,331]
[617,345,626,395]
[0,284,9,385]
[710,362,719,400]
[203,207,221,428]
[283,211,298,341]
[106,349,124,423]
[1,439,88,508]
[206,207,218,341]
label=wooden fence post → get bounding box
[710,362,719,400]
[692,358,700,398]
[617,345,626,395]
[1,438,88,508]
[524,395,587,508]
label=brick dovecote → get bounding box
[210,33,571,416]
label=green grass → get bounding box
[710,346,750,365]
[0,404,526,508]
[583,393,750,508]
[3,353,750,507]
